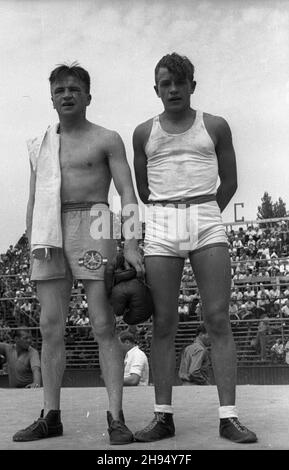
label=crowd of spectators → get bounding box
[180,220,289,323]
[0,219,289,367]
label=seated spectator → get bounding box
[229,300,240,322]
[257,283,270,299]
[269,285,280,302]
[244,284,255,299]
[238,304,253,321]
[256,293,270,316]
[178,324,210,385]
[119,331,149,386]
[285,338,289,365]
[0,327,41,388]
[279,260,289,276]
[257,267,270,279]
[178,300,190,322]
[270,339,284,363]
[283,287,289,297]
[231,286,243,306]
[76,311,90,338]
[244,298,256,314]
[269,266,280,277]
[281,299,289,317]
[257,242,270,259]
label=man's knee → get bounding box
[40,314,65,343]
[90,316,115,341]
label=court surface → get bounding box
[1,384,288,450]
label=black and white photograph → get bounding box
[0,0,288,456]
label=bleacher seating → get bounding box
[0,217,289,371]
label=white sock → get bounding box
[154,404,173,414]
[219,405,238,419]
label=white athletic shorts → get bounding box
[144,199,228,258]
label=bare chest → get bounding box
[59,136,106,171]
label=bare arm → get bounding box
[26,349,42,388]
[26,161,36,246]
[107,131,144,275]
[133,124,150,205]
[214,117,238,212]
[25,366,42,388]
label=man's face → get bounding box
[154,67,195,112]
[120,339,132,355]
[16,332,32,351]
[50,74,91,117]
[200,332,210,347]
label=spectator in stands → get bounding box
[119,331,149,386]
[238,304,253,321]
[178,299,190,322]
[244,284,255,300]
[229,300,239,322]
[257,283,270,299]
[284,338,289,365]
[257,267,270,279]
[0,327,41,388]
[76,311,90,338]
[281,299,289,317]
[283,286,289,297]
[270,338,284,364]
[178,324,211,385]
[257,241,270,260]
[256,293,270,317]
[268,285,280,302]
[244,298,256,316]
[254,314,270,362]
[279,260,289,276]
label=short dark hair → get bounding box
[119,331,136,344]
[14,326,30,339]
[155,52,195,84]
[49,62,91,93]
[195,323,207,336]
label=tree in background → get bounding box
[273,198,287,219]
[257,192,287,220]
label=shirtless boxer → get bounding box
[13,64,143,445]
[133,52,257,444]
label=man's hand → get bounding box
[25,382,41,389]
[123,243,145,279]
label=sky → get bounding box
[0,0,288,252]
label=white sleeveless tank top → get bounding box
[145,110,218,201]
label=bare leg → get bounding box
[144,256,184,405]
[37,278,72,414]
[189,246,236,406]
[83,280,124,420]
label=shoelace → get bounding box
[21,418,48,433]
[228,418,250,433]
[140,413,166,433]
[110,420,128,431]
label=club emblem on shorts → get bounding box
[78,250,106,270]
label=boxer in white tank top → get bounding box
[132,52,257,445]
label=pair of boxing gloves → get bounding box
[104,253,154,325]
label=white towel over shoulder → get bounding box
[27,124,62,254]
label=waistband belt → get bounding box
[148,194,216,208]
[62,201,109,212]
